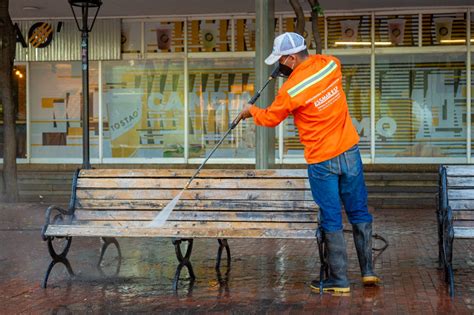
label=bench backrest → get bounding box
[443,165,474,238]
[62,169,318,239]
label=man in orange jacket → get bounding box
[239,32,379,293]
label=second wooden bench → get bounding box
[438,165,474,297]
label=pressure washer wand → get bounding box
[149,66,280,227]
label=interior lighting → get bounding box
[440,39,474,44]
[22,6,40,10]
[334,41,392,46]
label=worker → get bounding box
[238,32,380,293]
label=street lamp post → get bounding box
[68,0,102,169]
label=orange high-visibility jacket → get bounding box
[249,55,359,164]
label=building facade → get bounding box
[6,6,474,165]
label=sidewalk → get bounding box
[0,203,472,314]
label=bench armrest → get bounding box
[41,205,75,241]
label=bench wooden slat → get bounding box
[448,189,474,200]
[79,169,308,178]
[73,210,317,222]
[453,227,474,238]
[367,180,437,187]
[447,176,474,188]
[452,210,474,220]
[446,165,474,177]
[453,220,474,228]
[369,192,435,199]
[76,189,314,201]
[65,220,316,229]
[63,220,316,229]
[76,199,317,211]
[45,225,317,239]
[449,200,474,211]
[76,178,310,190]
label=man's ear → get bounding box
[289,54,298,66]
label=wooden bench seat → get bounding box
[41,169,319,289]
[438,165,474,297]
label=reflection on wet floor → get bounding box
[0,203,473,313]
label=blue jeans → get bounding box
[308,145,372,232]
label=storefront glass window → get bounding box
[375,53,466,158]
[471,53,474,160]
[282,116,302,159]
[22,11,474,164]
[188,58,255,159]
[0,65,27,159]
[30,62,99,159]
[102,59,185,159]
[341,55,371,156]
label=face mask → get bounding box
[278,64,293,77]
[278,56,294,77]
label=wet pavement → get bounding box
[0,203,473,314]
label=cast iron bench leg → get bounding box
[97,237,122,276]
[442,206,455,297]
[172,239,195,290]
[216,239,231,270]
[42,236,74,288]
[438,166,448,269]
[437,206,445,268]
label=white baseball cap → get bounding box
[264,32,307,65]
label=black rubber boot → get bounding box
[352,222,380,286]
[311,230,350,293]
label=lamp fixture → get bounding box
[68,0,103,33]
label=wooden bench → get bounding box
[41,168,321,289]
[438,165,474,297]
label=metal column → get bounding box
[255,0,275,169]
